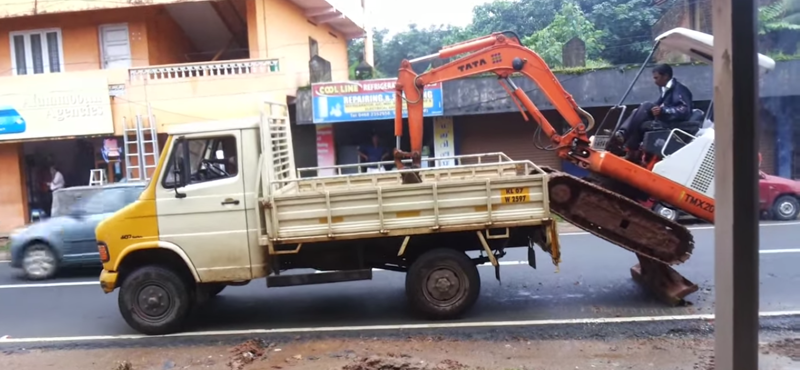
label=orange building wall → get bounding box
[0,143,27,233]
[248,0,350,90]
[0,8,150,75]
[0,6,194,76]
[145,7,197,65]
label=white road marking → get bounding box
[759,248,800,254]
[0,281,98,289]
[1,310,798,345]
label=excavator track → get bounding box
[540,167,699,305]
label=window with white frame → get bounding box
[10,29,64,75]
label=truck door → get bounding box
[155,130,252,282]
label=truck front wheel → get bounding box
[405,248,481,320]
[118,265,193,335]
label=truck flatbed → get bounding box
[259,153,551,244]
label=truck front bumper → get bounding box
[99,270,119,293]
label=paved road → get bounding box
[0,222,799,340]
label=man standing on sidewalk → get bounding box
[45,165,64,216]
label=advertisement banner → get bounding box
[0,74,114,141]
[312,78,444,124]
[433,117,455,167]
[315,124,337,176]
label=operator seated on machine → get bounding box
[613,63,694,160]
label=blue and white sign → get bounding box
[0,105,26,135]
[312,78,444,124]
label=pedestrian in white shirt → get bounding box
[48,165,64,192]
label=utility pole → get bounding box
[362,0,374,67]
[712,0,760,368]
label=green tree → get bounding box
[522,0,607,67]
[465,0,565,39]
[759,0,800,34]
[585,0,664,64]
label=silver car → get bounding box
[8,183,145,280]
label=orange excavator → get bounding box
[391,31,715,305]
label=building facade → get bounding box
[295,60,800,180]
[0,0,365,233]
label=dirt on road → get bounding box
[2,335,799,370]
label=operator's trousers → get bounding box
[619,101,658,150]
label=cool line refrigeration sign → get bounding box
[311,79,444,124]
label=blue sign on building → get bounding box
[0,105,26,135]
[311,78,444,124]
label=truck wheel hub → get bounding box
[426,269,460,301]
[137,285,170,317]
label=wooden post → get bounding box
[712,0,760,368]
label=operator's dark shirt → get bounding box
[359,145,387,164]
[656,78,693,123]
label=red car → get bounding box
[758,171,800,221]
[651,170,800,222]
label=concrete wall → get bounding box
[294,60,800,124]
[247,0,351,91]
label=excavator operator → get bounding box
[614,63,694,159]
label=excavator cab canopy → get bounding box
[654,27,776,73]
[596,27,777,145]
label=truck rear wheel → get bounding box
[118,265,193,335]
[405,248,480,320]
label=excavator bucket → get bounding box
[540,167,698,305]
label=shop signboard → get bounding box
[0,73,114,141]
[311,78,444,124]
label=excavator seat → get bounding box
[641,109,705,158]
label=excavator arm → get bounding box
[393,32,702,306]
[393,32,714,224]
[394,32,594,165]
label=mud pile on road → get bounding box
[341,354,467,370]
[227,338,272,370]
[767,338,800,361]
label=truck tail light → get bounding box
[98,242,109,263]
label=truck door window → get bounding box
[162,135,238,188]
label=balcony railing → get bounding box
[129,58,280,82]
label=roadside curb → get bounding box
[0,251,9,262]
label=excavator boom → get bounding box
[393,32,701,305]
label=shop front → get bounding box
[0,73,115,232]
[309,78,447,175]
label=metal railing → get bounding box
[295,152,519,178]
[276,152,545,193]
[129,58,280,82]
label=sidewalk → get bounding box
[1,335,798,370]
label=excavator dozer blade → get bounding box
[540,167,698,305]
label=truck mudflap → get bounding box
[540,167,699,305]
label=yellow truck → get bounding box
[96,101,561,335]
